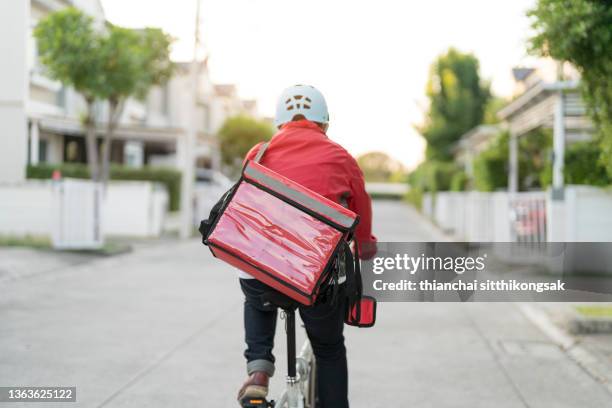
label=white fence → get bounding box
[104,182,168,237]
[425,191,518,242]
[0,181,54,236]
[423,185,612,242]
[424,186,612,243]
[0,179,168,244]
[52,179,104,249]
[561,186,612,241]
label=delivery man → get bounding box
[237,85,376,408]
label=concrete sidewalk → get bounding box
[1,201,611,407]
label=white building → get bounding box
[0,0,257,184]
[498,60,591,194]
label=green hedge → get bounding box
[450,170,468,191]
[409,161,458,193]
[27,163,182,211]
[473,148,507,192]
[540,140,612,187]
[406,160,460,210]
[405,186,423,210]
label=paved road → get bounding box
[1,201,611,407]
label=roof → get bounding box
[498,80,579,120]
[454,124,503,153]
[242,99,257,110]
[512,67,535,82]
[214,84,237,98]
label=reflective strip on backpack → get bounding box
[243,164,357,230]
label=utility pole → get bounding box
[179,0,201,238]
[552,61,565,200]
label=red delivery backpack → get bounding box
[199,141,357,305]
[199,141,376,326]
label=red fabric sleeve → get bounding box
[243,142,265,166]
[345,158,377,260]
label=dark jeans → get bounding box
[240,278,349,408]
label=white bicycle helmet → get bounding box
[274,84,329,128]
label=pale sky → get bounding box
[101,0,537,170]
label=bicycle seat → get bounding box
[261,290,299,311]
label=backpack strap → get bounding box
[343,240,363,322]
[254,142,270,163]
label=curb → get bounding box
[518,303,612,396]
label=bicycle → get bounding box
[240,304,318,408]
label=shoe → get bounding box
[237,371,269,401]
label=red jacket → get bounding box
[245,120,376,258]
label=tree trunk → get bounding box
[101,99,124,185]
[84,98,100,181]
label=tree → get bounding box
[356,152,405,182]
[472,129,552,192]
[98,26,174,182]
[34,8,174,183]
[540,140,612,187]
[35,8,105,180]
[418,48,491,161]
[218,115,274,171]
[528,0,612,179]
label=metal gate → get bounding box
[52,178,104,249]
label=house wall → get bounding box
[0,0,30,182]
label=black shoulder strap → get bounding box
[254,142,270,163]
[343,240,363,322]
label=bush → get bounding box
[408,161,458,192]
[406,160,460,209]
[540,140,612,187]
[27,163,182,211]
[472,133,508,191]
[218,115,274,170]
[472,129,551,192]
[405,186,423,210]
[450,170,468,191]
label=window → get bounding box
[39,139,48,163]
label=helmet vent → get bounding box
[276,85,327,126]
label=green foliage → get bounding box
[405,186,423,210]
[472,129,552,192]
[34,8,105,101]
[34,8,174,182]
[356,151,405,182]
[408,161,459,194]
[35,9,174,103]
[450,170,468,191]
[418,48,491,161]
[131,28,175,99]
[219,115,274,167]
[528,0,612,177]
[540,140,611,186]
[519,128,552,190]
[0,235,51,249]
[100,25,174,102]
[483,97,508,125]
[473,132,509,192]
[27,164,182,211]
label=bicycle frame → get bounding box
[273,309,315,408]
